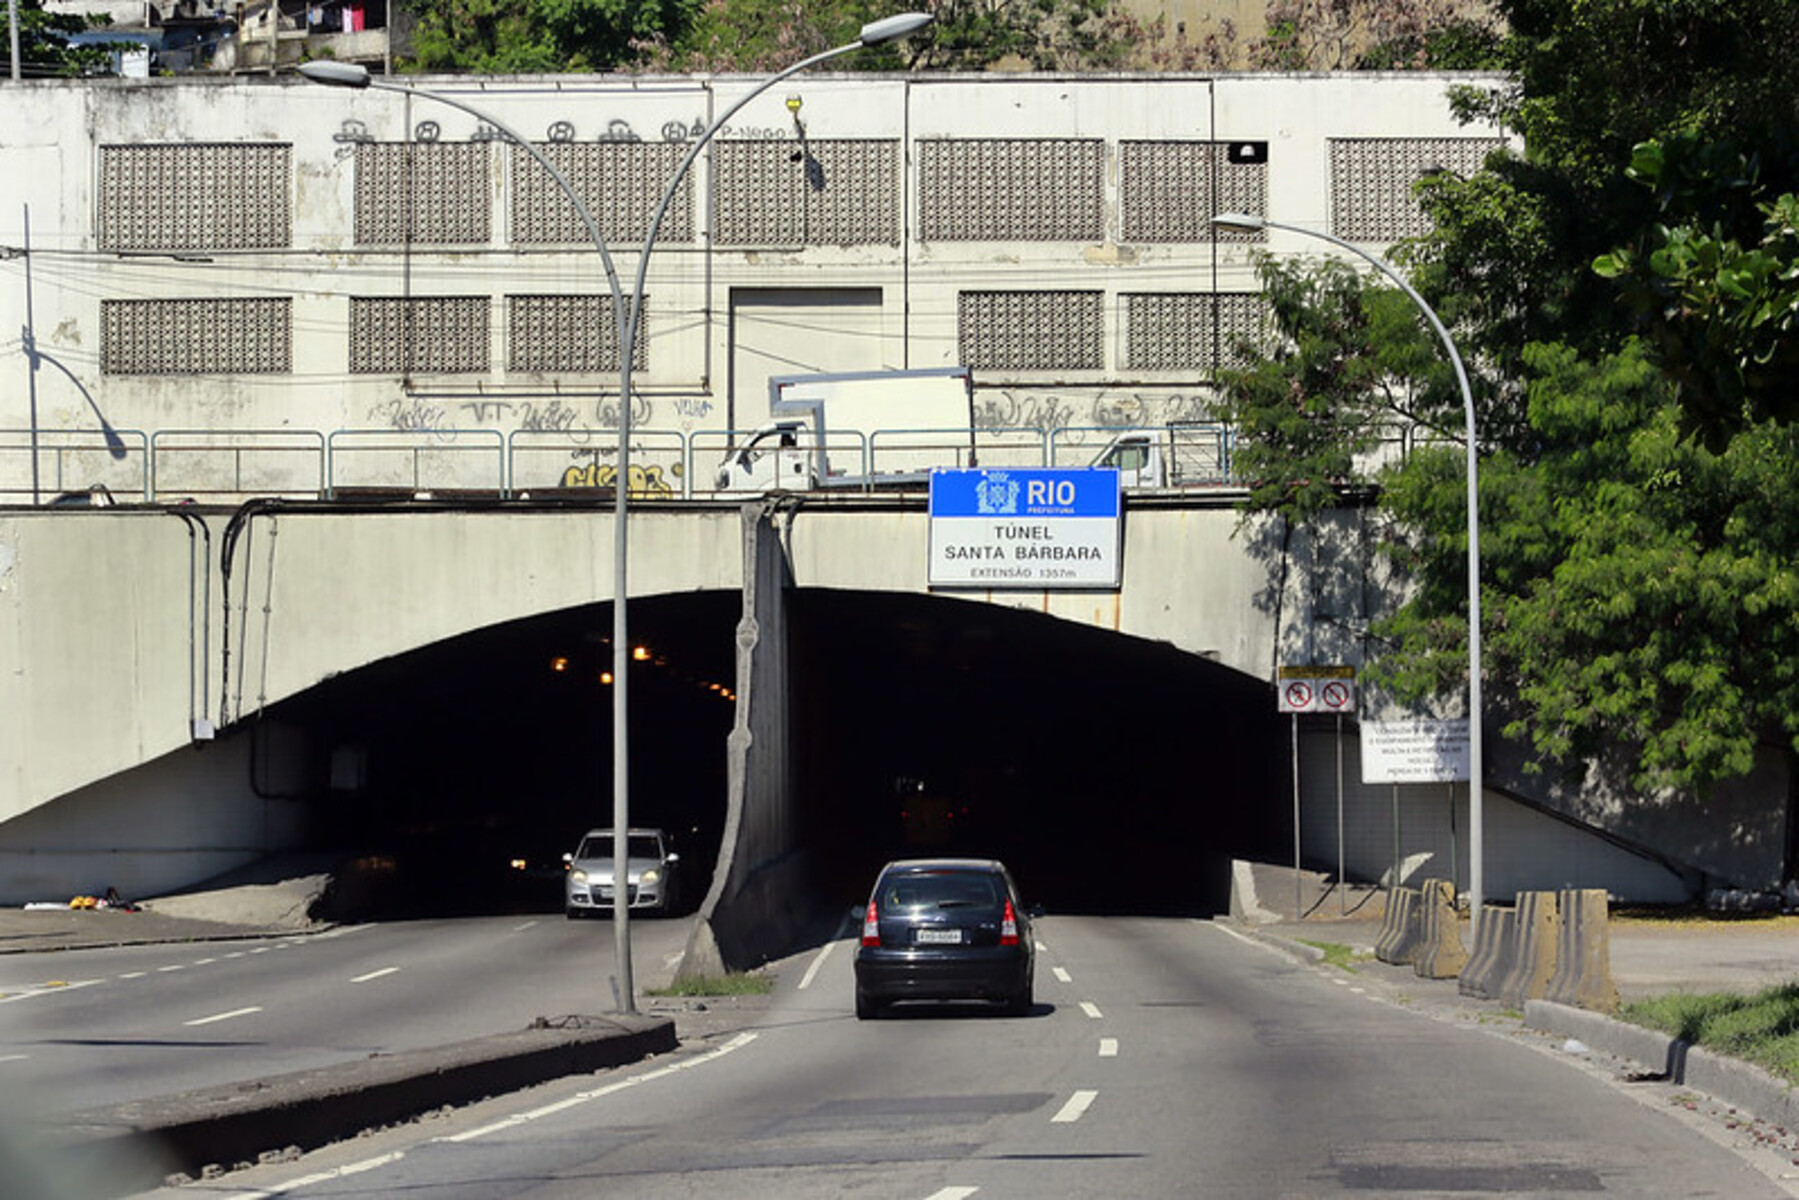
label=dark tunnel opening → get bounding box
[265,588,1289,924]
[791,590,1288,918]
[268,593,740,919]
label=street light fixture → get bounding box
[1210,211,1485,922]
[303,11,932,1012]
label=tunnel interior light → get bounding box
[600,671,615,685]
[633,646,651,662]
[550,656,570,673]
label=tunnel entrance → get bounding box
[790,590,1289,917]
[264,586,1287,923]
[266,592,740,919]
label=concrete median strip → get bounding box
[45,1013,676,1196]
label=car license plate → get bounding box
[916,928,962,945]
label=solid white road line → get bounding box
[438,1032,760,1143]
[184,1006,262,1026]
[218,1150,407,1199]
[1099,1037,1118,1057]
[1052,1090,1099,1123]
[1052,966,1072,984]
[799,941,837,991]
[1079,1001,1103,1020]
[350,967,399,984]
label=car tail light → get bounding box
[1000,899,1020,946]
[861,900,881,948]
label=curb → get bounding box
[1525,1001,1799,1132]
[45,1014,677,1196]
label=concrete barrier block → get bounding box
[1544,887,1620,1014]
[1495,890,1558,1008]
[1459,904,1514,999]
[1414,878,1467,979]
[1375,886,1422,965]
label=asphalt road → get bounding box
[115,914,1799,1199]
[0,912,695,1116]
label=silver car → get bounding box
[564,828,680,918]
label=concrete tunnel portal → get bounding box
[266,587,1290,923]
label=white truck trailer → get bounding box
[714,366,976,492]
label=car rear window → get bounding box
[881,870,1004,913]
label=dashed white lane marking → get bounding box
[925,1189,980,1199]
[350,967,399,984]
[1052,1090,1099,1123]
[438,1031,759,1144]
[0,1053,29,1063]
[156,964,184,973]
[1079,1001,1103,1020]
[120,971,147,979]
[1099,1037,1118,1057]
[185,1006,262,1026]
[799,940,837,991]
[1052,967,1072,984]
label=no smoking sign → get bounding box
[1277,666,1356,714]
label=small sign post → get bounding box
[1275,665,1356,917]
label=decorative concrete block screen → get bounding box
[101,297,291,375]
[1119,141,1267,244]
[511,142,691,245]
[354,143,491,246]
[98,144,291,251]
[349,296,489,374]
[919,140,1104,242]
[507,293,646,373]
[1122,292,1269,371]
[1328,138,1505,242]
[958,291,1104,370]
[712,140,899,247]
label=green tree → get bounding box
[1220,1,1799,818]
[405,0,702,72]
[1375,0,1799,808]
[1,0,113,77]
[1215,254,1451,525]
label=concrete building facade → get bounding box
[0,71,1508,504]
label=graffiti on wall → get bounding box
[333,113,799,155]
[974,387,1216,436]
[559,459,679,499]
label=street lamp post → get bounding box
[302,10,932,1012]
[1210,211,1484,922]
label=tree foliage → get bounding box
[398,0,1502,75]
[1221,0,1799,805]
[406,0,703,72]
[0,0,112,78]
[1250,0,1499,71]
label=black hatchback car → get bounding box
[853,858,1035,1019]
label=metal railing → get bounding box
[0,419,1457,506]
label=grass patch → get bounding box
[648,972,774,998]
[1620,984,1799,1085]
[1297,939,1365,972]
